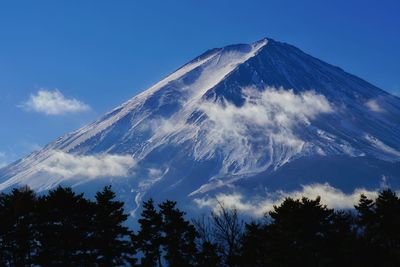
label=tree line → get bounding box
[1,185,400,266]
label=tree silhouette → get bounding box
[210,202,243,267]
[92,186,136,266]
[159,200,198,267]
[355,193,375,229]
[0,192,9,265]
[324,211,359,267]
[1,183,400,267]
[240,222,269,267]
[193,215,221,267]
[34,186,93,266]
[195,240,220,267]
[0,187,37,266]
[136,199,163,267]
[355,190,400,266]
[265,197,334,267]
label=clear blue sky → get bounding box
[0,0,399,166]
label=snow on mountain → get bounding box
[1,38,400,215]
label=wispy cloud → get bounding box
[197,87,333,150]
[194,183,380,217]
[365,99,384,112]
[148,87,334,177]
[21,89,90,115]
[38,150,135,179]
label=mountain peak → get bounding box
[253,36,271,45]
[1,38,400,216]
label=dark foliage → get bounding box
[1,186,400,266]
[92,186,136,266]
[34,187,93,266]
[135,199,163,267]
[135,199,201,266]
[0,186,134,266]
[0,186,37,266]
[355,189,400,267]
[159,200,198,266]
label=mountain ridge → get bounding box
[1,37,399,215]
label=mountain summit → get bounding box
[1,38,400,215]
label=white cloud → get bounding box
[198,87,332,146]
[148,168,163,179]
[193,87,333,171]
[38,150,135,179]
[365,99,384,112]
[21,89,90,115]
[194,183,379,217]
[149,87,334,176]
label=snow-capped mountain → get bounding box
[1,38,400,215]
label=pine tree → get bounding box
[136,199,163,267]
[159,200,198,267]
[92,186,136,266]
[8,187,38,267]
[0,192,9,265]
[240,222,269,267]
[0,187,38,266]
[324,211,359,267]
[355,194,375,229]
[266,197,334,267]
[374,189,400,250]
[34,186,94,266]
[356,189,400,266]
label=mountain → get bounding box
[1,38,400,216]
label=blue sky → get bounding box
[0,0,399,166]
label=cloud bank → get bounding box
[39,151,135,179]
[198,87,333,148]
[194,183,379,217]
[21,89,90,115]
[150,87,334,176]
[195,88,333,172]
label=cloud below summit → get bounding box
[38,151,136,179]
[198,87,333,146]
[149,87,334,175]
[365,99,384,112]
[193,87,334,171]
[194,183,380,217]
